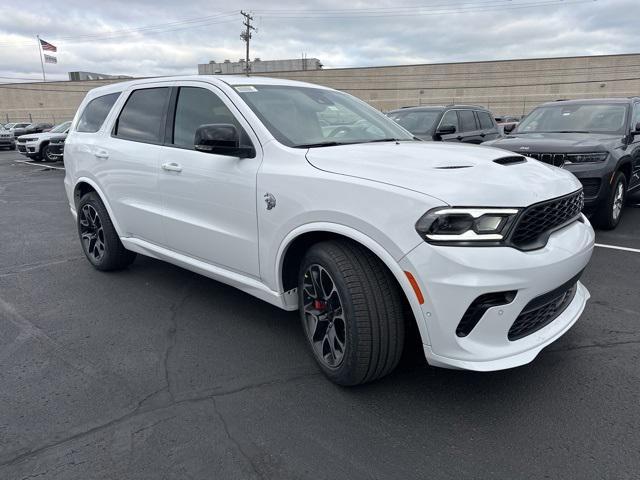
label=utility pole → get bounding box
[240,11,256,76]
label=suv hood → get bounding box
[484,132,621,153]
[17,131,66,141]
[305,142,581,207]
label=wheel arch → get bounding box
[276,223,429,344]
[73,177,125,236]
[616,158,632,185]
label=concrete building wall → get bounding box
[254,53,640,114]
[0,79,120,124]
[2,53,640,124]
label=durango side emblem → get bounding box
[519,146,530,150]
[264,193,276,210]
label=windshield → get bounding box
[236,85,414,147]
[516,103,628,134]
[50,121,71,133]
[387,109,441,134]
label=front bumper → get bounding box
[563,163,613,214]
[17,141,38,157]
[400,217,594,371]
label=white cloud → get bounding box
[0,0,638,81]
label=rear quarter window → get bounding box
[76,92,121,133]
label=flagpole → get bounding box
[36,35,46,82]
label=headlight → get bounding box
[565,152,608,164]
[415,207,519,245]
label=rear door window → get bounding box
[477,111,495,130]
[76,92,120,133]
[458,110,477,132]
[114,87,171,143]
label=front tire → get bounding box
[593,171,627,230]
[77,192,136,271]
[298,240,405,386]
[42,144,54,162]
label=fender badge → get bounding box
[519,146,530,150]
[264,193,276,210]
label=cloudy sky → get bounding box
[0,0,637,82]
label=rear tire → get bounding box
[77,192,136,271]
[593,171,627,230]
[298,239,405,386]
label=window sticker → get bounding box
[234,85,258,93]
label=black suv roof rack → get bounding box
[444,104,487,109]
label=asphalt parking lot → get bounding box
[0,149,639,480]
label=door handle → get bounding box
[161,162,183,172]
[94,150,109,160]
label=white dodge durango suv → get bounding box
[64,76,594,385]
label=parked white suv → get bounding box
[16,121,71,161]
[64,76,594,385]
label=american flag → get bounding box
[40,38,57,52]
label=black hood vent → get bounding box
[435,165,473,169]
[493,156,527,166]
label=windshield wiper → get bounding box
[363,138,400,143]
[294,141,348,148]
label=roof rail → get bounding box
[445,103,487,109]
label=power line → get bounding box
[0,0,595,47]
[0,14,239,48]
[253,0,594,18]
[253,0,501,13]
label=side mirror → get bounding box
[436,124,456,136]
[194,124,255,158]
[503,123,516,134]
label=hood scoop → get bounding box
[434,165,473,169]
[493,156,527,166]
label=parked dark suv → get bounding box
[484,98,640,229]
[387,105,500,143]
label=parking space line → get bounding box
[14,159,65,171]
[595,243,640,254]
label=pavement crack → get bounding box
[163,282,194,402]
[0,256,84,278]
[0,371,318,469]
[549,339,640,353]
[211,397,263,480]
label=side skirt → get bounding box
[121,237,298,311]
